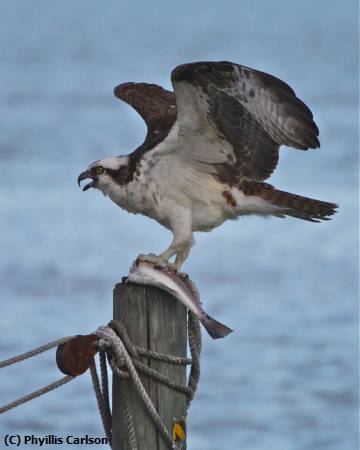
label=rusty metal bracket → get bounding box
[56,334,99,377]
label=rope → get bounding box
[0,335,75,414]
[0,376,73,414]
[119,379,138,450]
[0,313,202,450]
[132,359,192,396]
[98,326,177,449]
[0,336,75,369]
[187,311,202,405]
[109,321,192,366]
[137,347,192,365]
[89,359,112,446]
[91,312,202,450]
[99,351,112,433]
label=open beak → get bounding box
[77,170,96,192]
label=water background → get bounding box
[0,1,358,449]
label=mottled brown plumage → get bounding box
[114,62,321,185]
[238,180,337,222]
[171,61,320,183]
[112,61,336,227]
[222,190,237,207]
[114,82,176,179]
[79,61,337,270]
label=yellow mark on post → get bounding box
[172,416,187,442]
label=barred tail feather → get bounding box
[277,192,338,222]
[238,181,338,223]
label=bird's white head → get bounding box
[78,156,130,197]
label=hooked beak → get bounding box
[77,170,96,192]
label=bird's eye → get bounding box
[95,166,104,175]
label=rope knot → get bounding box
[91,312,201,450]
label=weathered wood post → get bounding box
[112,282,187,450]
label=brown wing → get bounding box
[213,91,280,181]
[114,82,177,153]
[171,61,320,182]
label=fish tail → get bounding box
[200,314,233,339]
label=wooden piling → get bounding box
[112,282,187,450]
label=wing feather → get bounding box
[114,62,320,184]
[114,82,177,164]
[171,61,320,181]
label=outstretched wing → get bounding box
[114,82,177,162]
[171,61,320,181]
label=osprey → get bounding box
[78,61,337,270]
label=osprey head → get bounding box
[78,156,130,193]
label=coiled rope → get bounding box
[92,311,201,449]
[0,312,202,450]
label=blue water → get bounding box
[0,1,358,449]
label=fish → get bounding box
[126,260,233,339]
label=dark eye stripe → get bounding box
[106,166,129,185]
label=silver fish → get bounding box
[126,260,233,339]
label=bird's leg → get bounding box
[137,237,192,272]
[137,208,193,271]
[174,238,193,270]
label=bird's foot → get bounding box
[137,253,178,273]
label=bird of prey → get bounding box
[78,61,337,270]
